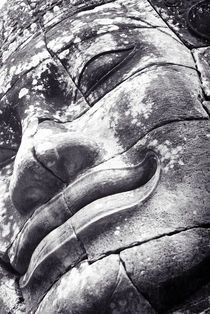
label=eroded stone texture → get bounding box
[0,158,28,257]
[0,0,38,65]
[149,0,210,47]
[73,121,209,262]
[203,101,210,115]
[0,0,209,313]
[166,282,210,313]
[0,36,48,98]
[35,255,157,314]
[0,262,25,314]
[16,152,159,311]
[20,220,86,312]
[35,255,121,314]
[120,228,210,312]
[193,46,210,99]
[104,262,157,314]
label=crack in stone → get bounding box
[41,25,92,108]
[28,224,209,313]
[85,61,198,112]
[146,0,192,49]
[203,102,210,117]
[38,0,118,33]
[119,256,159,313]
[66,212,89,260]
[33,258,89,314]
[191,50,210,114]
[32,146,67,184]
[87,224,210,264]
[5,116,208,261]
[106,256,122,303]
[120,5,185,47]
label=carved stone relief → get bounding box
[0,0,209,313]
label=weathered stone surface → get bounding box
[8,192,70,274]
[120,228,210,312]
[187,1,210,41]
[166,282,210,313]
[35,255,157,313]
[46,3,168,56]
[0,160,28,257]
[29,0,119,29]
[0,262,25,314]
[0,0,37,64]
[34,122,100,182]
[20,220,86,313]
[3,55,89,125]
[0,35,47,98]
[74,121,209,260]
[35,255,120,314]
[57,30,195,105]
[203,101,210,115]
[18,153,159,307]
[51,65,206,160]
[33,0,169,30]
[0,0,209,313]
[71,156,160,244]
[193,47,210,99]
[9,120,65,215]
[9,150,158,279]
[149,0,210,47]
[104,261,157,314]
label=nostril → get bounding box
[9,138,65,215]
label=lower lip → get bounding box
[20,164,160,289]
[8,151,158,275]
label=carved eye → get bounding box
[78,46,136,98]
[0,108,22,168]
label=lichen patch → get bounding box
[148,139,185,173]
[19,88,29,99]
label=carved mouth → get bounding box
[7,150,160,308]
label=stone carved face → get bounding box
[0,0,209,313]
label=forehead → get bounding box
[0,0,165,60]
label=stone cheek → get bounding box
[73,65,206,154]
[35,255,121,314]
[35,255,157,314]
[120,228,210,312]
[73,121,209,266]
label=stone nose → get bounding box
[9,119,100,215]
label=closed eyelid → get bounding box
[76,45,137,99]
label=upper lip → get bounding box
[7,150,160,285]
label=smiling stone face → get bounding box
[0,0,209,313]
